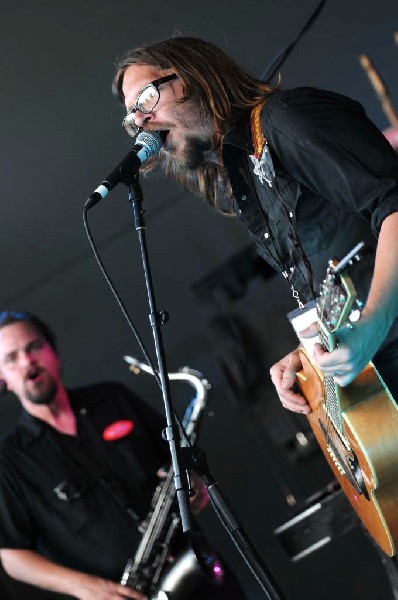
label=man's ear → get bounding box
[0,379,7,396]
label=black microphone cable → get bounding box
[82,203,162,390]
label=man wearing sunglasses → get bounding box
[0,311,245,600]
[113,36,398,415]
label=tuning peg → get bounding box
[349,309,361,323]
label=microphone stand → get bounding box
[128,171,286,600]
[128,172,193,535]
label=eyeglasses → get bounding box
[0,311,31,324]
[122,73,178,138]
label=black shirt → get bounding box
[223,87,398,302]
[222,87,398,396]
[0,382,168,581]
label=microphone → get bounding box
[85,130,163,209]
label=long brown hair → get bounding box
[113,37,274,212]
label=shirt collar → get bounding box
[18,409,47,446]
[16,389,81,446]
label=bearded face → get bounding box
[23,362,59,405]
[0,322,61,407]
[122,65,219,169]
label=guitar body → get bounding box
[297,348,398,556]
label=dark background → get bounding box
[0,0,397,598]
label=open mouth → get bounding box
[159,129,171,148]
[159,130,169,142]
[26,367,43,383]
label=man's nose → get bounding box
[133,109,152,128]
[20,351,35,369]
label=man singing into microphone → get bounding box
[112,36,398,414]
[0,311,246,599]
[109,35,398,593]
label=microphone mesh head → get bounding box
[136,130,163,155]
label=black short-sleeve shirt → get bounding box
[0,382,168,580]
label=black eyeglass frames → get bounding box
[122,73,178,138]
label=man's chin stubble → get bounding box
[26,380,58,405]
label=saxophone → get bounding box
[120,357,224,600]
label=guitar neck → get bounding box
[318,321,338,353]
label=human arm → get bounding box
[313,211,398,385]
[188,470,209,514]
[263,91,398,395]
[0,549,146,600]
[383,126,398,152]
[272,212,398,392]
[269,211,398,409]
[269,348,310,414]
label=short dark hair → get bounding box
[0,311,57,352]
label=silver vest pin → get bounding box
[249,146,273,187]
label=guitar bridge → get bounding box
[319,420,369,500]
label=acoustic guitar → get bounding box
[294,243,398,556]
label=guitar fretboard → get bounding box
[324,375,344,433]
[319,319,344,435]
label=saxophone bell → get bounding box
[153,531,224,600]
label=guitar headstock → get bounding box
[317,242,365,339]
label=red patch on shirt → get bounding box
[102,420,134,441]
